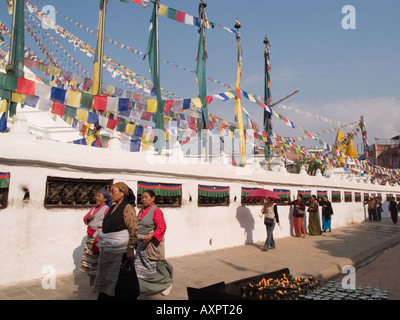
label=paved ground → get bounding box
[0,217,399,300]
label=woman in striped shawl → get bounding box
[79,190,111,285]
[94,182,138,300]
[135,189,173,296]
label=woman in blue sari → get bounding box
[319,196,333,232]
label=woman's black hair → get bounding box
[143,189,156,198]
[127,187,136,207]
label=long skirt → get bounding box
[390,210,398,224]
[293,215,306,237]
[322,215,332,231]
[308,211,322,235]
[80,235,100,276]
[135,242,173,294]
[94,251,124,297]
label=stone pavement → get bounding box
[0,218,399,300]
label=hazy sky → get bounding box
[1,0,399,151]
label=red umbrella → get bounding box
[246,189,280,200]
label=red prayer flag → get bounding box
[51,101,65,116]
[175,11,186,23]
[16,77,35,96]
[133,93,141,102]
[164,100,174,112]
[93,95,107,111]
[106,117,119,130]
[141,111,152,121]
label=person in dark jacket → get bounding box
[389,197,398,224]
[319,196,333,232]
[287,194,306,238]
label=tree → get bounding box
[294,158,326,176]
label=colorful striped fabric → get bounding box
[298,190,311,198]
[0,172,10,188]
[332,191,341,198]
[198,185,229,198]
[273,189,291,200]
[137,182,182,197]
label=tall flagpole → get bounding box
[196,0,209,130]
[91,0,107,96]
[2,0,25,132]
[234,20,246,167]
[360,114,369,160]
[147,0,165,153]
[263,36,272,169]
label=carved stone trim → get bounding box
[45,176,113,208]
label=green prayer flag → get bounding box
[196,20,209,129]
[10,0,25,79]
[166,8,177,20]
[147,3,165,153]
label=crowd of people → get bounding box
[260,194,334,251]
[79,182,173,300]
[79,183,399,299]
[261,193,399,252]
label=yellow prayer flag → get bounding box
[191,98,203,109]
[0,99,7,113]
[163,116,172,124]
[8,0,13,14]
[158,4,168,16]
[225,91,235,100]
[66,90,82,107]
[146,100,157,113]
[247,93,256,103]
[64,116,73,126]
[125,123,136,135]
[76,109,88,122]
[141,135,152,151]
[11,92,25,104]
[85,134,96,146]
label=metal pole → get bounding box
[270,89,299,107]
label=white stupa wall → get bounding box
[0,116,397,286]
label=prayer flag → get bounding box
[118,98,130,111]
[51,101,65,116]
[234,32,246,166]
[91,0,107,95]
[196,6,209,129]
[130,138,141,152]
[50,87,66,104]
[147,100,157,112]
[106,117,119,130]
[158,4,168,16]
[11,92,25,104]
[87,112,99,124]
[147,3,165,152]
[93,95,107,111]
[16,77,35,96]
[66,90,82,107]
[106,96,119,112]
[76,109,89,122]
